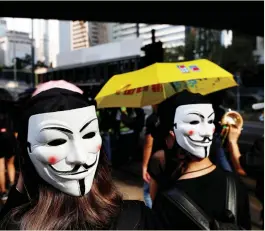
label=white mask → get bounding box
[173,104,215,158]
[27,106,102,197]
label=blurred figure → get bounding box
[208,91,233,172]
[113,107,139,167]
[227,102,264,227]
[97,108,114,163]
[113,107,135,167]
[142,104,164,208]
[0,104,17,201]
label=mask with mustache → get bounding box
[27,106,102,197]
[173,104,215,159]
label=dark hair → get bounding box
[1,88,123,230]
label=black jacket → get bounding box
[240,135,264,203]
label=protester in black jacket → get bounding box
[148,91,251,230]
[228,102,264,227]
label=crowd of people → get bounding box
[0,80,263,230]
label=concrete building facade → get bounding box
[63,20,109,51]
[0,18,7,37]
[0,30,33,67]
[71,20,89,50]
[110,23,186,48]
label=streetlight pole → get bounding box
[136,23,139,37]
[31,19,35,88]
[13,39,17,82]
[12,18,17,82]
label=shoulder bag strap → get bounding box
[163,187,211,230]
[226,174,238,223]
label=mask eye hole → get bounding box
[83,132,96,139]
[208,120,214,124]
[48,139,67,146]
[190,121,200,125]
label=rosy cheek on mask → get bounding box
[97,145,101,152]
[188,130,194,136]
[32,147,67,164]
[48,156,57,165]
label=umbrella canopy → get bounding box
[95,59,237,108]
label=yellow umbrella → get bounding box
[95,59,237,108]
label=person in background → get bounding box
[227,102,264,228]
[113,107,136,167]
[142,105,163,208]
[97,108,113,164]
[0,103,18,201]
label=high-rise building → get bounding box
[110,23,186,48]
[69,21,109,50]
[59,20,71,54]
[0,30,34,66]
[71,20,89,50]
[35,19,50,65]
[0,18,7,37]
[88,22,108,46]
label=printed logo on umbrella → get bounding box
[189,65,200,72]
[177,65,189,73]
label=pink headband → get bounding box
[32,80,83,97]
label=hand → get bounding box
[142,167,151,183]
[227,124,242,144]
[16,172,24,193]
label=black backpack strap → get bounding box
[225,174,237,223]
[163,187,211,230]
[111,200,143,230]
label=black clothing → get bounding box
[0,132,17,158]
[0,186,28,219]
[98,109,114,132]
[0,186,161,230]
[0,103,17,158]
[148,152,251,230]
[240,136,264,204]
[145,113,165,155]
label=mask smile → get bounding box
[187,136,212,144]
[49,155,98,176]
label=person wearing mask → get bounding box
[0,81,162,230]
[148,90,251,230]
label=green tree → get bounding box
[35,60,48,68]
